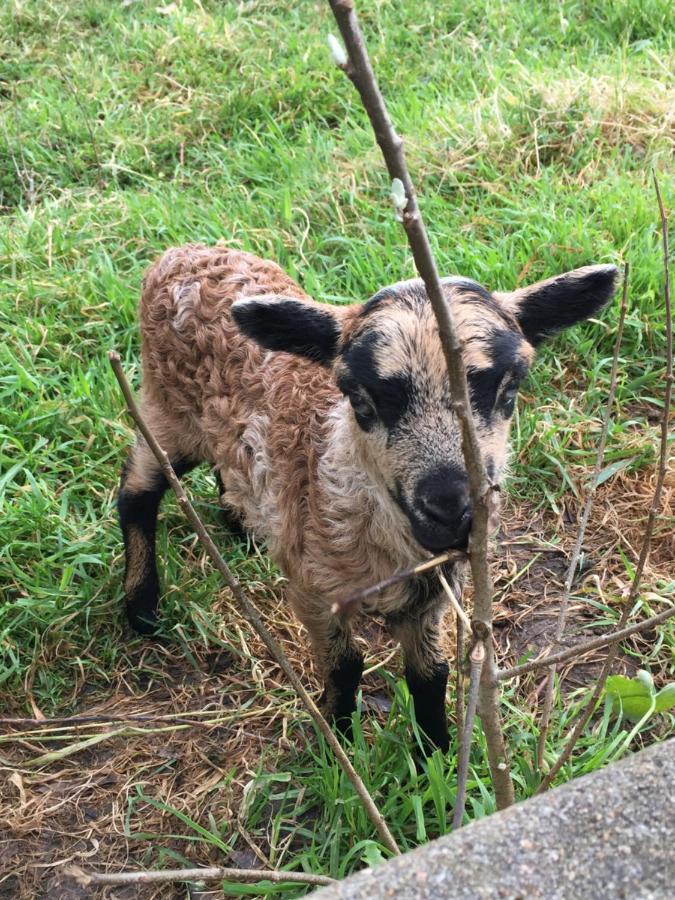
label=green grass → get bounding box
[1,0,673,892]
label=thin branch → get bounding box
[70,865,335,887]
[327,0,514,809]
[439,569,473,631]
[536,264,629,768]
[535,173,672,793]
[496,603,675,681]
[108,352,400,856]
[56,65,105,187]
[452,640,485,829]
[455,596,466,737]
[331,549,467,616]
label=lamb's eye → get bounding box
[499,384,519,416]
[350,390,377,428]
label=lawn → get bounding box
[0,0,673,896]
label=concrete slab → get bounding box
[315,740,674,899]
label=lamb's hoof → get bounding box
[334,713,356,742]
[126,605,159,637]
[417,727,450,758]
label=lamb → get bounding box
[117,243,617,750]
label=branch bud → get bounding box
[327,34,348,67]
[390,177,407,211]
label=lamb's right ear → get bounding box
[231,295,342,366]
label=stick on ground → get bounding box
[70,865,335,888]
[108,352,401,856]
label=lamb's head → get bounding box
[232,264,617,553]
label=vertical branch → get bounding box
[327,0,514,810]
[452,641,484,829]
[536,174,672,793]
[536,266,629,769]
[108,353,401,856]
[455,600,466,737]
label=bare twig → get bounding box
[536,265,629,768]
[535,173,672,793]
[70,865,335,887]
[56,65,105,187]
[327,0,514,809]
[497,603,675,681]
[332,549,467,616]
[452,640,485,829]
[455,600,466,737]
[439,569,473,631]
[108,352,400,856]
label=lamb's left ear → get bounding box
[231,295,342,366]
[495,264,619,347]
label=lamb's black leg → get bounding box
[118,437,195,635]
[405,660,450,753]
[388,604,450,753]
[304,617,363,736]
[322,647,365,734]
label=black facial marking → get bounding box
[360,286,399,316]
[340,331,414,430]
[455,283,517,329]
[232,298,340,366]
[516,266,617,346]
[467,329,529,422]
[406,660,450,753]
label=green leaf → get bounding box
[655,683,675,714]
[605,675,654,722]
[361,842,386,868]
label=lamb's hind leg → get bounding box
[118,421,196,635]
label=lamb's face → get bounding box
[232,263,617,553]
[334,279,533,551]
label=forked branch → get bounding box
[452,640,485,829]
[327,0,514,810]
[497,603,675,681]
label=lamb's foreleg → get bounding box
[294,598,364,733]
[388,601,450,752]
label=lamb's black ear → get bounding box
[495,264,618,346]
[231,295,342,366]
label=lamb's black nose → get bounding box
[413,467,472,551]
